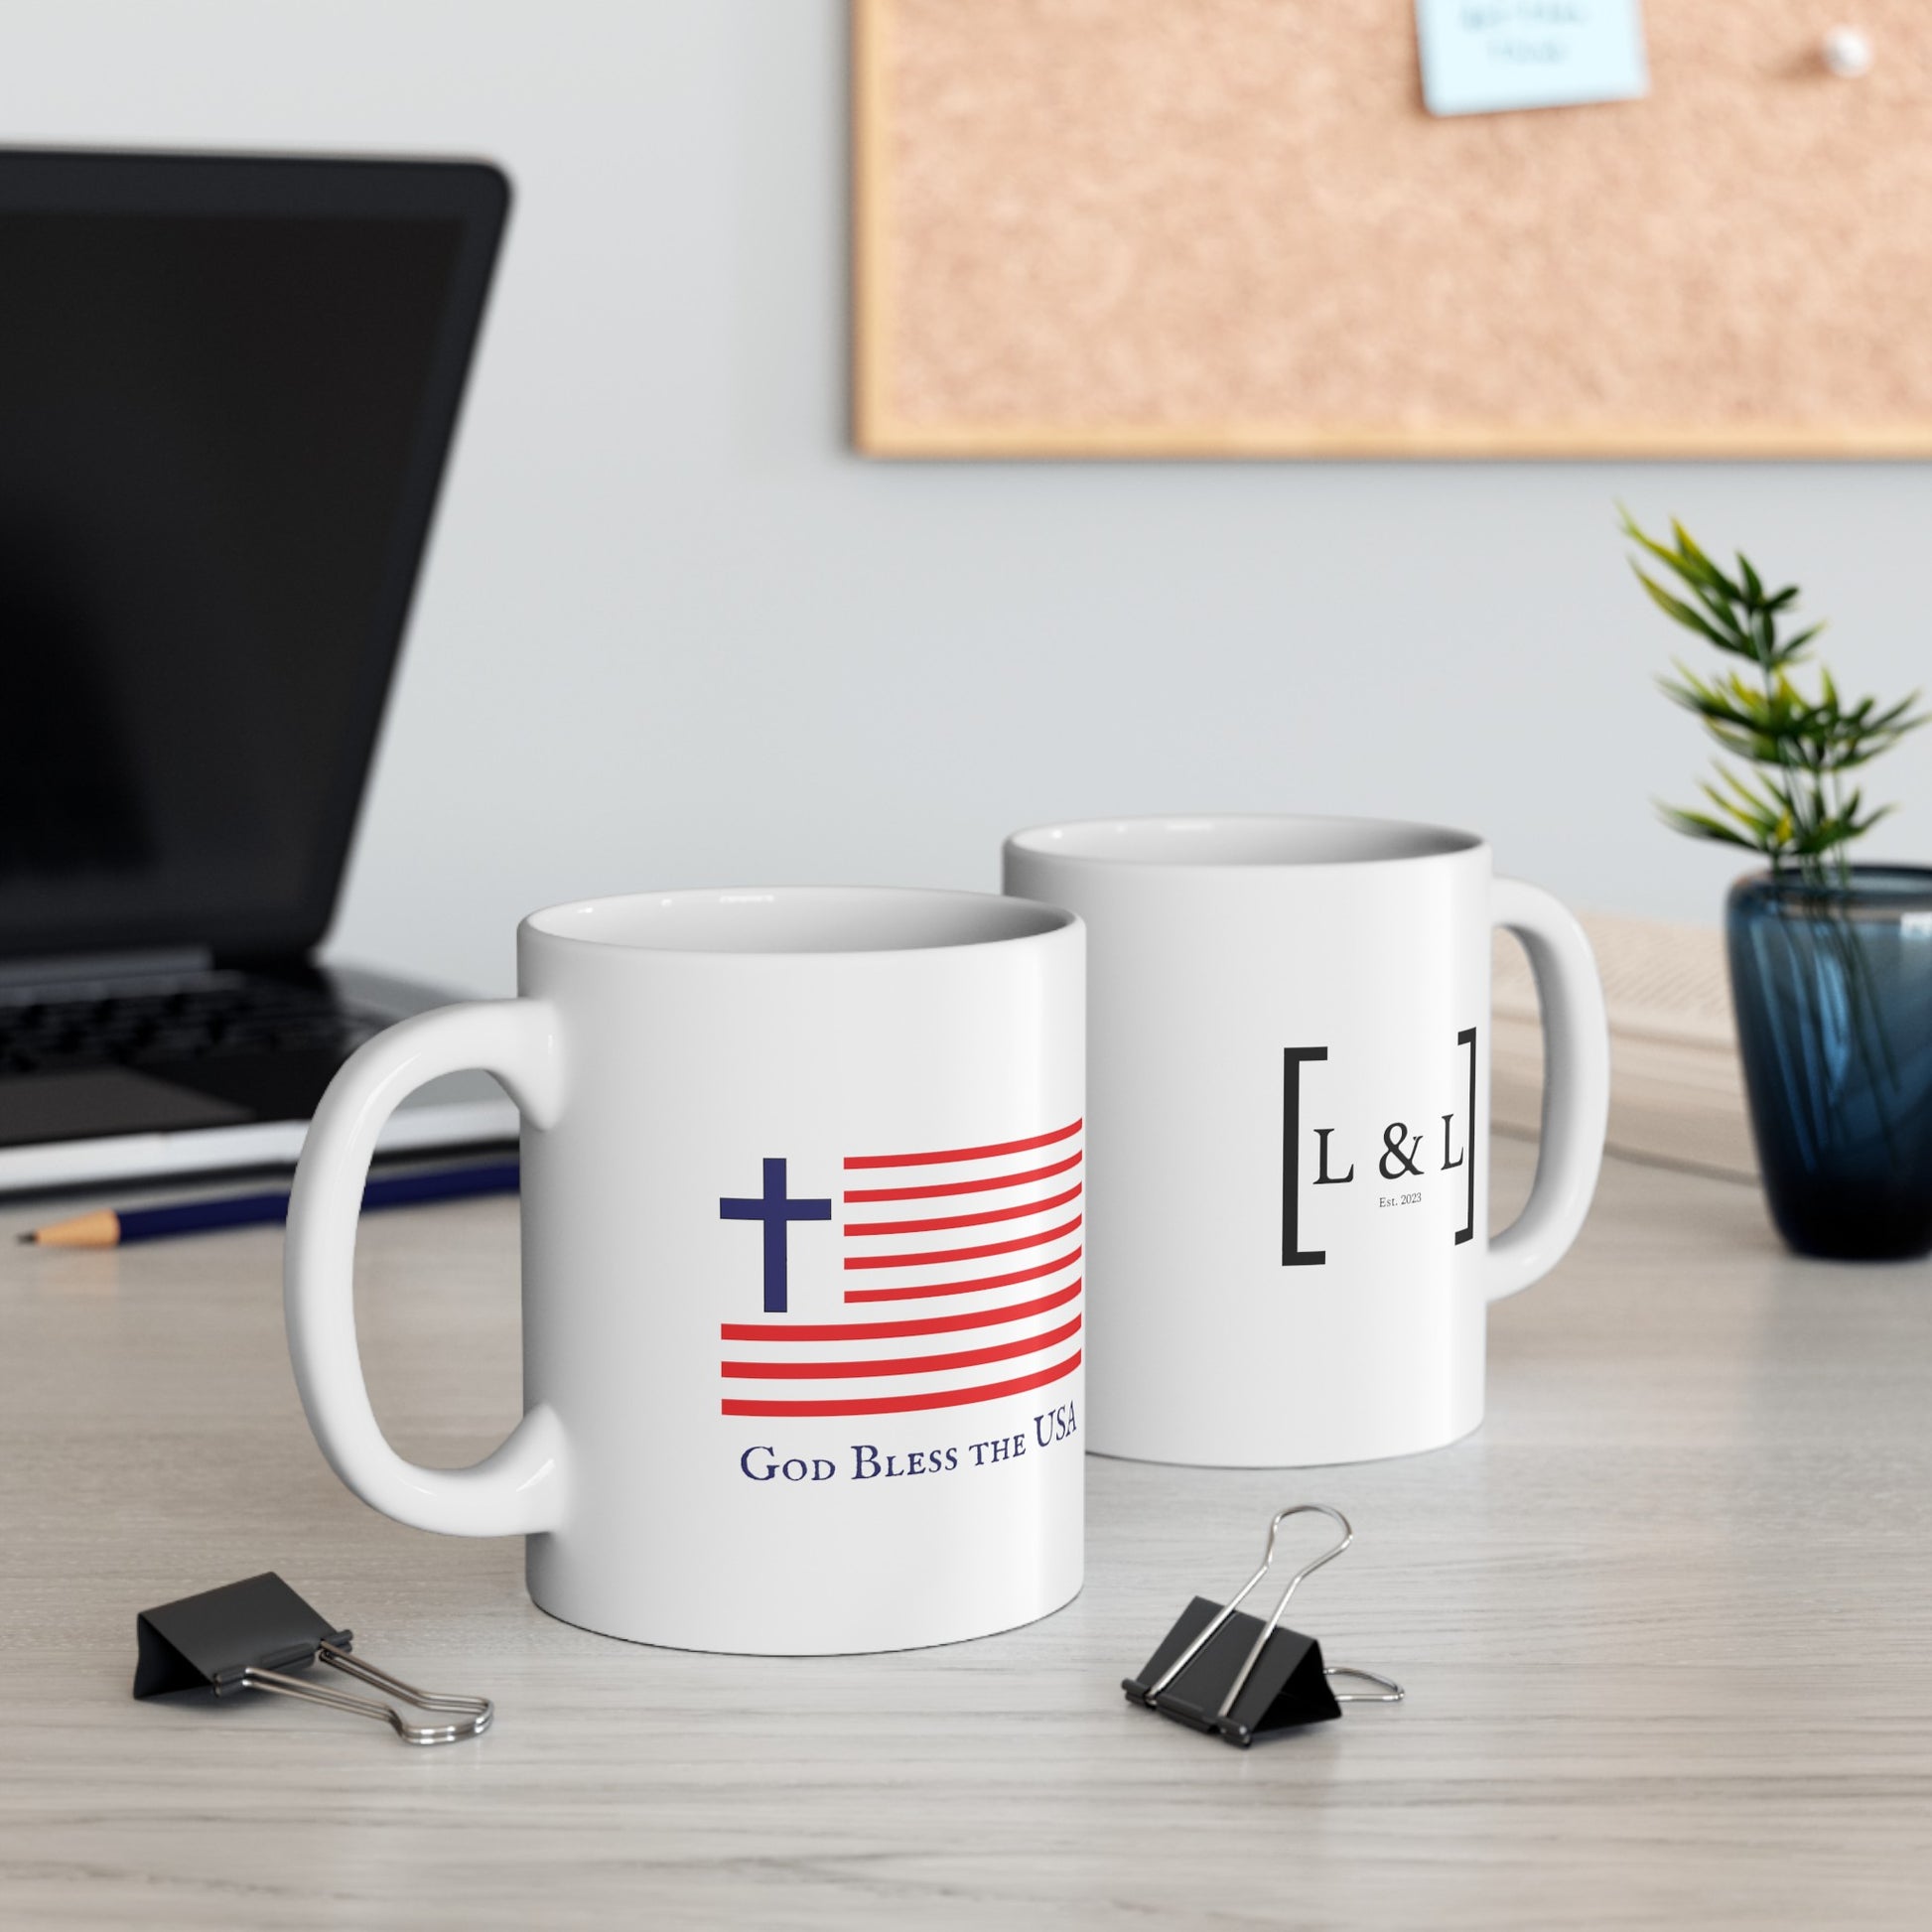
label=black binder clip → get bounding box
[134,1572,492,1745]
[1123,1504,1403,1747]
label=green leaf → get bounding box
[1702,772,1781,838]
[1622,509,1740,610]
[1670,519,1739,597]
[1632,568,1740,651]
[1867,693,1927,733]
[1656,804,1761,852]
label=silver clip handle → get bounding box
[1139,1503,1353,1710]
[238,1641,492,1745]
[1213,1503,1354,1721]
[1326,1664,1405,1704]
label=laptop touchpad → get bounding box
[0,1069,251,1148]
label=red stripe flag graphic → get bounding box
[720,1119,1084,1418]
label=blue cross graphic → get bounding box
[720,1158,832,1313]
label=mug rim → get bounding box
[1005,812,1487,870]
[521,884,1078,959]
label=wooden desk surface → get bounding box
[4,1140,1929,1930]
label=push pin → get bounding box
[134,1572,492,1745]
[1822,28,1872,78]
[1123,1504,1402,1746]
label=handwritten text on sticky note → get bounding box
[1416,0,1649,116]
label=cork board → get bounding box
[853,0,1932,457]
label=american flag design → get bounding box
[719,1119,1084,1419]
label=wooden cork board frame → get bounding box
[854,0,1932,458]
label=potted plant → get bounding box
[1624,511,1932,1260]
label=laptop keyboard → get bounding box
[0,976,386,1077]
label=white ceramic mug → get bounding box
[1002,816,1608,1467]
[284,887,1086,1654]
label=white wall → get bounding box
[14,1,1932,994]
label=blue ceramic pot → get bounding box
[1727,867,1932,1260]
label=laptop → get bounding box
[0,149,518,1192]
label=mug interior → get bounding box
[526,886,1072,956]
[1007,814,1482,868]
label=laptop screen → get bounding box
[0,154,506,963]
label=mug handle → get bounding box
[1483,880,1611,1303]
[283,999,570,1535]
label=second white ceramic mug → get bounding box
[1003,815,1608,1467]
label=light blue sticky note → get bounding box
[1416,0,1648,116]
